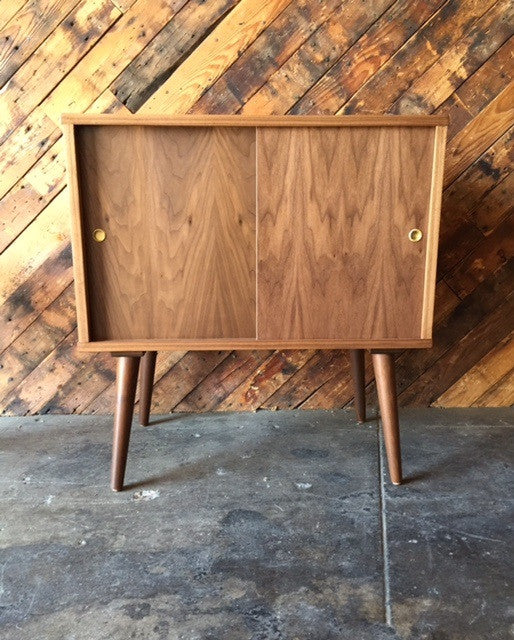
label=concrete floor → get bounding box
[0,408,512,640]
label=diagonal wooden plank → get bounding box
[399,295,514,406]
[393,259,514,400]
[241,0,395,115]
[437,128,513,274]
[139,0,293,114]
[444,215,514,299]
[174,350,273,412]
[216,350,315,411]
[0,243,72,353]
[41,0,189,123]
[0,284,75,404]
[0,188,69,306]
[456,36,514,116]
[391,0,514,114]
[151,351,230,414]
[471,171,514,235]
[339,0,498,114]
[0,138,65,254]
[287,0,443,115]
[84,351,185,414]
[0,0,30,30]
[112,0,242,112]
[0,108,60,199]
[261,350,346,410]
[0,0,121,142]
[0,329,83,415]
[0,87,127,203]
[433,331,513,406]
[0,0,80,85]
[191,0,345,115]
[444,82,514,187]
[474,368,514,406]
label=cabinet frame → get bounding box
[63,114,447,353]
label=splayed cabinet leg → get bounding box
[139,351,157,426]
[349,349,366,423]
[372,351,402,485]
[111,355,140,491]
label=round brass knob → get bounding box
[93,228,106,243]
[408,228,423,242]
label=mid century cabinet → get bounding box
[63,114,447,491]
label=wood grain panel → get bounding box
[257,126,437,340]
[74,125,256,340]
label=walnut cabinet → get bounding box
[63,114,447,491]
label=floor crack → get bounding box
[378,420,393,627]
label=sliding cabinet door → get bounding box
[76,125,256,341]
[256,126,438,341]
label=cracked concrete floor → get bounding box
[0,408,512,639]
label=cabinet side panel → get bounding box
[75,125,256,340]
[64,124,90,343]
[257,126,436,341]
[421,125,447,338]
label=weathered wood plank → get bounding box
[0,243,72,352]
[241,0,395,115]
[195,0,370,115]
[433,331,513,406]
[456,36,514,116]
[399,295,514,405]
[0,0,121,142]
[261,350,347,410]
[0,108,60,199]
[84,351,185,414]
[0,188,69,306]
[393,259,514,401]
[340,0,498,114]
[216,350,315,411]
[300,354,363,410]
[444,83,514,187]
[472,171,514,235]
[289,0,443,115]
[0,138,65,253]
[0,0,29,31]
[475,368,514,406]
[151,351,229,413]
[391,0,513,114]
[0,329,81,415]
[40,0,190,123]
[437,128,513,274]
[0,284,75,404]
[444,215,514,299]
[111,0,242,112]
[435,93,473,140]
[139,0,292,114]
[0,0,79,85]
[174,350,273,412]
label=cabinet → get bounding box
[63,114,447,491]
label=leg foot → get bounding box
[349,349,366,423]
[112,356,140,491]
[372,352,402,485]
[139,351,157,426]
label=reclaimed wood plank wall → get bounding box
[0,0,512,415]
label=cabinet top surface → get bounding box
[62,113,448,127]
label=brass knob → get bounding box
[408,228,423,242]
[93,228,106,243]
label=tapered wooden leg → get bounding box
[139,351,157,426]
[111,355,140,491]
[372,352,402,485]
[349,349,366,423]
